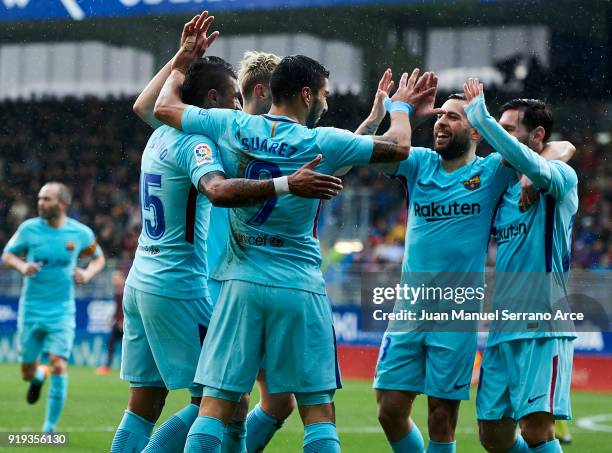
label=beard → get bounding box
[305,98,325,128]
[434,132,471,160]
[39,205,60,220]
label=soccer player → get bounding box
[230,53,396,453]
[154,28,436,451]
[372,88,520,453]
[2,182,105,433]
[464,80,578,453]
[111,13,343,453]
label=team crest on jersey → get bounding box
[463,175,481,191]
[194,143,213,166]
[66,241,75,251]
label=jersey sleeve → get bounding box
[3,224,29,255]
[392,147,430,181]
[80,225,101,258]
[466,95,550,191]
[315,127,374,171]
[545,160,578,200]
[181,106,236,142]
[176,135,225,188]
[485,153,518,196]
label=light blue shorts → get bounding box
[373,331,477,400]
[194,279,342,395]
[120,285,212,394]
[18,322,75,363]
[477,337,573,421]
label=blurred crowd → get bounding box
[0,95,610,276]
[0,97,147,274]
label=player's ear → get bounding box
[469,127,482,142]
[207,88,219,106]
[301,86,312,107]
[253,83,266,101]
[531,126,546,145]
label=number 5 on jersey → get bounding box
[141,172,165,239]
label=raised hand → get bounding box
[390,68,437,110]
[369,69,394,124]
[172,11,220,74]
[463,77,484,103]
[413,71,444,117]
[180,14,200,48]
[288,155,344,200]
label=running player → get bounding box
[2,182,105,433]
[154,28,436,450]
[464,80,578,453]
[111,13,343,453]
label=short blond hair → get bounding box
[237,51,281,101]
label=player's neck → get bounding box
[441,148,476,173]
[267,103,304,125]
[46,214,67,229]
[243,100,257,115]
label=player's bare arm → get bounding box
[369,68,438,163]
[133,12,212,129]
[154,19,219,130]
[1,251,41,277]
[74,250,105,285]
[199,155,343,207]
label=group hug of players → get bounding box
[2,10,578,453]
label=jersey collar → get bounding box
[262,114,297,124]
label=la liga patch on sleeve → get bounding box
[194,143,214,166]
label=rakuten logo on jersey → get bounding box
[413,201,481,222]
[493,223,528,245]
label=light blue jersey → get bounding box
[4,217,100,326]
[181,106,374,294]
[125,125,224,300]
[395,147,516,273]
[465,95,579,346]
[206,206,229,278]
[374,148,515,397]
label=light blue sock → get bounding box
[390,422,425,453]
[33,366,46,384]
[303,422,340,453]
[427,439,456,453]
[529,439,563,452]
[110,410,155,453]
[509,435,529,453]
[42,374,67,432]
[185,416,225,453]
[246,404,282,452]
[142,403,199,452]
[222,419,246,453]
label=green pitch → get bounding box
[0,363,611,452]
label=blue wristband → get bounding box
[383,96,392,112]
[389,100,413,117]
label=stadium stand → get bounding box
[1,95,610,273]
